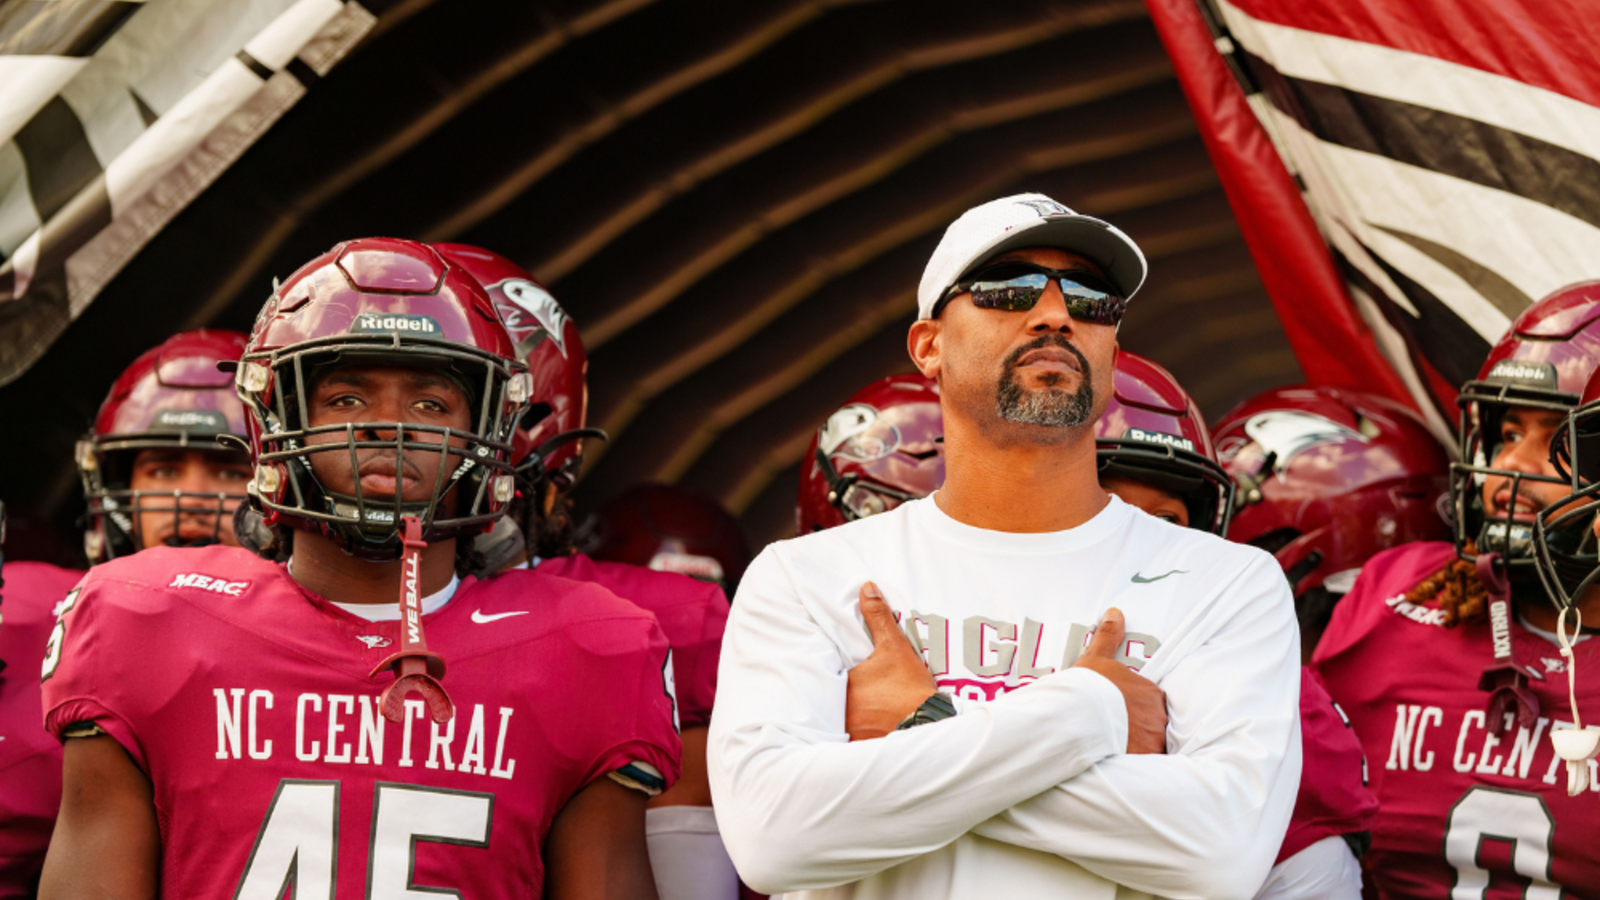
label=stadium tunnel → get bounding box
[0,0,1301,561]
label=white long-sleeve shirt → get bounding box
[709,494,1301,899]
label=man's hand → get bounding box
[846,582,938,741]
[1071,608,1168,754]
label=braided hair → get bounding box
[1404,541,1490,628]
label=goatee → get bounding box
[996,335,1094,427]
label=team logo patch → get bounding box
[168,573,250,596]
[356,635,392,649]
[350,313,440,335]
[1123,428,1194,452]
[153,409,228,432]
[1485,359,1558,390]
[493,278,570,359]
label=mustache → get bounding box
[1496,483,1549,513]
[1002,334,1090,375]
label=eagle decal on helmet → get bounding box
[1223,410,1367,473]
[819,404,901,463]
[494,278,570,359]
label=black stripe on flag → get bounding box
[236,49,273,80]
[0,1,141,58]
[1369,223,1533,317]
[286,57,319,86]
[1237,47,1600,232]
[14,96,103,221]
[1334,245,1490,387]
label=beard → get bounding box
[996,335,1094,427]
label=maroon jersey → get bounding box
[42,545,679,898]
[538,552,727,729]
[0,562,83,897]
[1314,541,1600,898]
[1279,668,1378,863]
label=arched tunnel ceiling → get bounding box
[0,0,1301,557]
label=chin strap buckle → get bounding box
[370,516,454,724]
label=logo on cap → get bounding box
[1016,198,1070,218]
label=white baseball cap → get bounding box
[917,193,1148,320]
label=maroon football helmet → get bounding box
[78,329,252,562]
[1095,352,1232,535]
[797,372,944,533]
[583,483,752,589]
[1454,281,1600,568]
[1215,385,1452,598]
[1535,362,1600,611]
[433,244,595,488]
[237,238,530,559]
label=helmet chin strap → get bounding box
[370,516,453,724]
[1476,552,1541,735]
[516,427,608,485]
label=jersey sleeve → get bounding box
[1279,670,1377,863]
[564,603,683,797]
[667,580,728,731]
[38,573,151,774]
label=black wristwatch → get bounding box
[896,691,957,730]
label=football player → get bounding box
[1313,282,1600,896]
[584,483,752,593]
[1214,386,1452,661]
[1532,362,1600,784]
[78,329,255,562]
[0,503,81,899]
[1,329,253,897]
[38,239,679,899]
[435,243,734,900]
[1098,361,1380,900]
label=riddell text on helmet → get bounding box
[350,313,439,334]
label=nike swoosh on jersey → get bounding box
[1131,569,1188,584]
[471,609,531,624]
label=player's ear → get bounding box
[908,320,941,380]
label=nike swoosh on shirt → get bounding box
[1131,569,1187,584]
[471,610,531,624]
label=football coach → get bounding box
[708,194,1301,899]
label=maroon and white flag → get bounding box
[1146,0,1600,430]
[0,0,376,387]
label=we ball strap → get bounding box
[370,516,454,724]
[1475,552,1541,734]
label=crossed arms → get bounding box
[706,554,1301,899]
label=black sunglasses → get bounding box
[935,263,1127,325]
